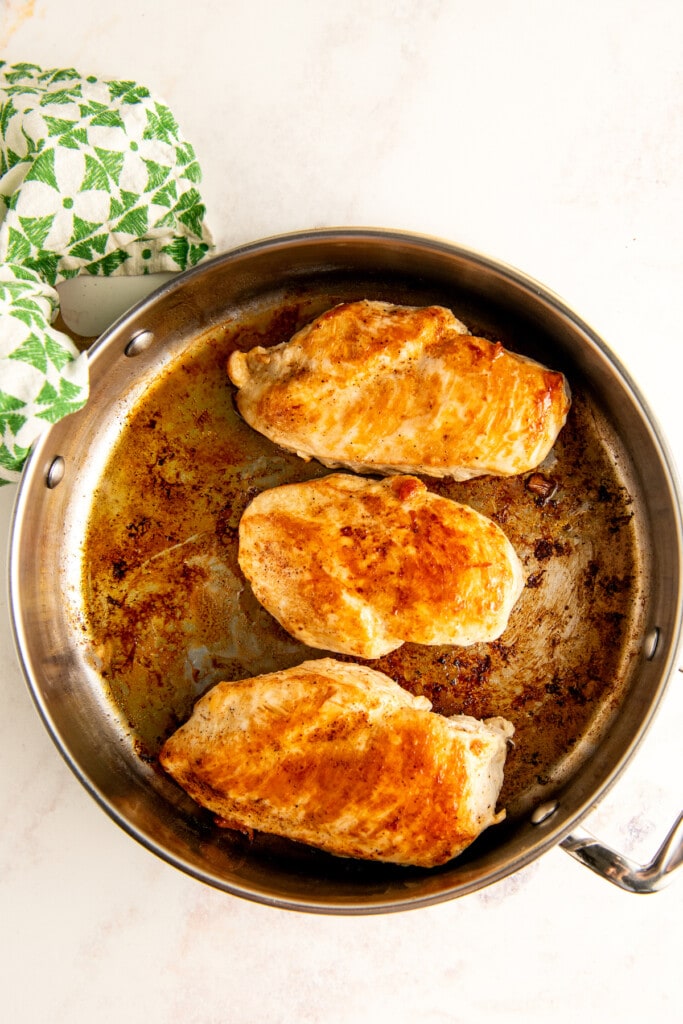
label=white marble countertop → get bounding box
[1,2,682,1021]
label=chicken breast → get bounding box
[227,299,571,481]
[159,658,514,867]
[237,473,524,659]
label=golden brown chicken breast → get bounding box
[237,473,524,659]
[227,299,570,480]
[159,658,514,868]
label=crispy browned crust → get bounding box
[159,659,513,867]
[237,474,524,658]
[228,300,570,480]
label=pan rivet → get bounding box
[531,800,559,825]
[643,628,660,660]
[125,330,154,357]
[46,456,65,489]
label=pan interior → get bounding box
[16,234,673,911]
[77,277,645,869]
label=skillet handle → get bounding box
[560,812,683,893]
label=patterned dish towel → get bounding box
[0,60,214,485]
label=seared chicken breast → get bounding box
[228,300,570,481]
[237,473,524,659]
[159,658,514,867]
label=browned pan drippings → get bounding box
[81,295,646,820]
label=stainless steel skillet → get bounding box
[9,229,683,912]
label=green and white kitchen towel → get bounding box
[0,60,214,485]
